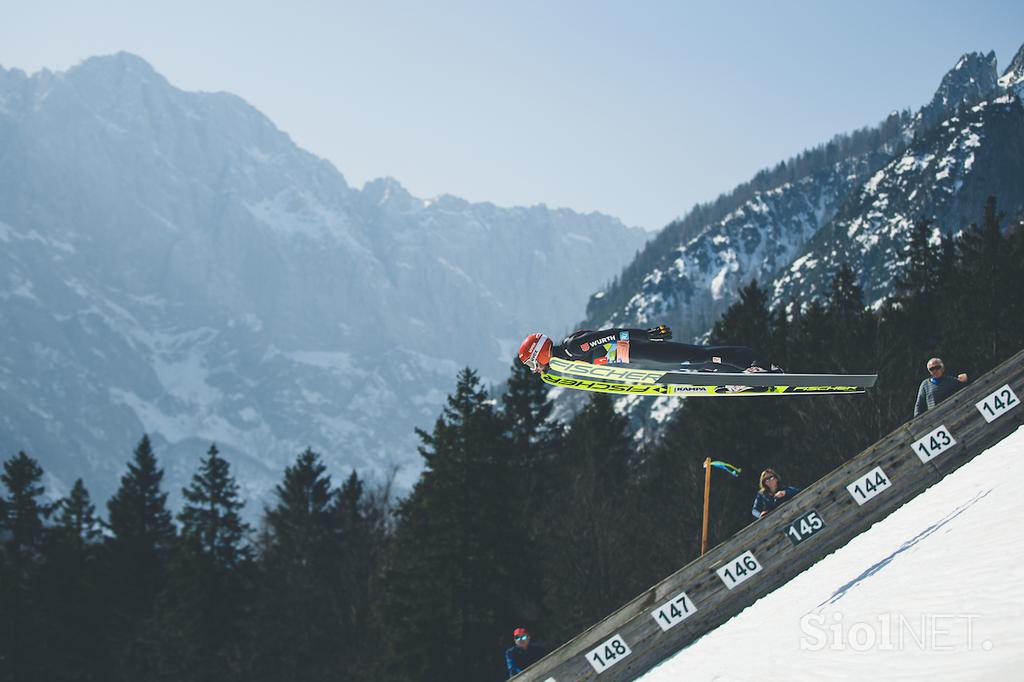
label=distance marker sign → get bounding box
[651,591,697,632]
[586,634,631,674]
[784,510,827,546]
[847,466,891,505]
[912,424,957,463]
[976,384,1020,423]
[716,550,762,589]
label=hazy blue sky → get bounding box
[3,1,1023,229]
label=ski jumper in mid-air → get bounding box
[518,326,781,374]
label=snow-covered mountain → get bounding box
[608,158,879,339]
[0,53,647,507]
[999,44,1024,96]
[915,50,999,133]
[588,43,1024,340]
[774,90,1024,308]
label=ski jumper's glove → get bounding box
[645,325,672,341]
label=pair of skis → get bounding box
[541,358,877,397]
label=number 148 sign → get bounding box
[586,633,631,674]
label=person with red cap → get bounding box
[518,325,778,375]
[505,627,546,678]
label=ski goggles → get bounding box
[515,635,530,642]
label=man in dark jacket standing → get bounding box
[505,627,546,678]
[914,357,969,416]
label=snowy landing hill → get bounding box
[587,42,1024,340]
[0,53,647,506]
[639,425,1024,681]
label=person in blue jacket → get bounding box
[752,468,800,519]
[914,357,969,416]
[505,627,546,678]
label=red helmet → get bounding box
[518,333,552,372]
[513,627,530,639]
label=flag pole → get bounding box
[701,457,712,555]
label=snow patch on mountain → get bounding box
[617,162,872,341]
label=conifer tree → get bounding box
[769,300,793,369]
[711,278,792,458]
[790,298,831,373]
[252,448,344,682]
[541,393,640,641]
[179,445,251,568]
[958,196,1010,363]
[103,434,176,678]
[1003,217,1024,356]
[896,217,939,302]
[888,217,953,386]
[710,279,773,352]
[0,452,50,556]
[330,470,392,681]
[335,468,372,584]
[502,360,559,452]
[264,448,335,556]
[335,470,366,540]
[162,444,253,682]
[387,368,523,682]
[0,452,51,682]
[54,479,103,546]
[500,360,562,592]
[107,435,176,558]
[808,267,884,457]
[825,264,873,372]
[40,479,105,682]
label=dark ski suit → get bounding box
[553,328,767,371]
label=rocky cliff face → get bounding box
[0,53,647,507]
